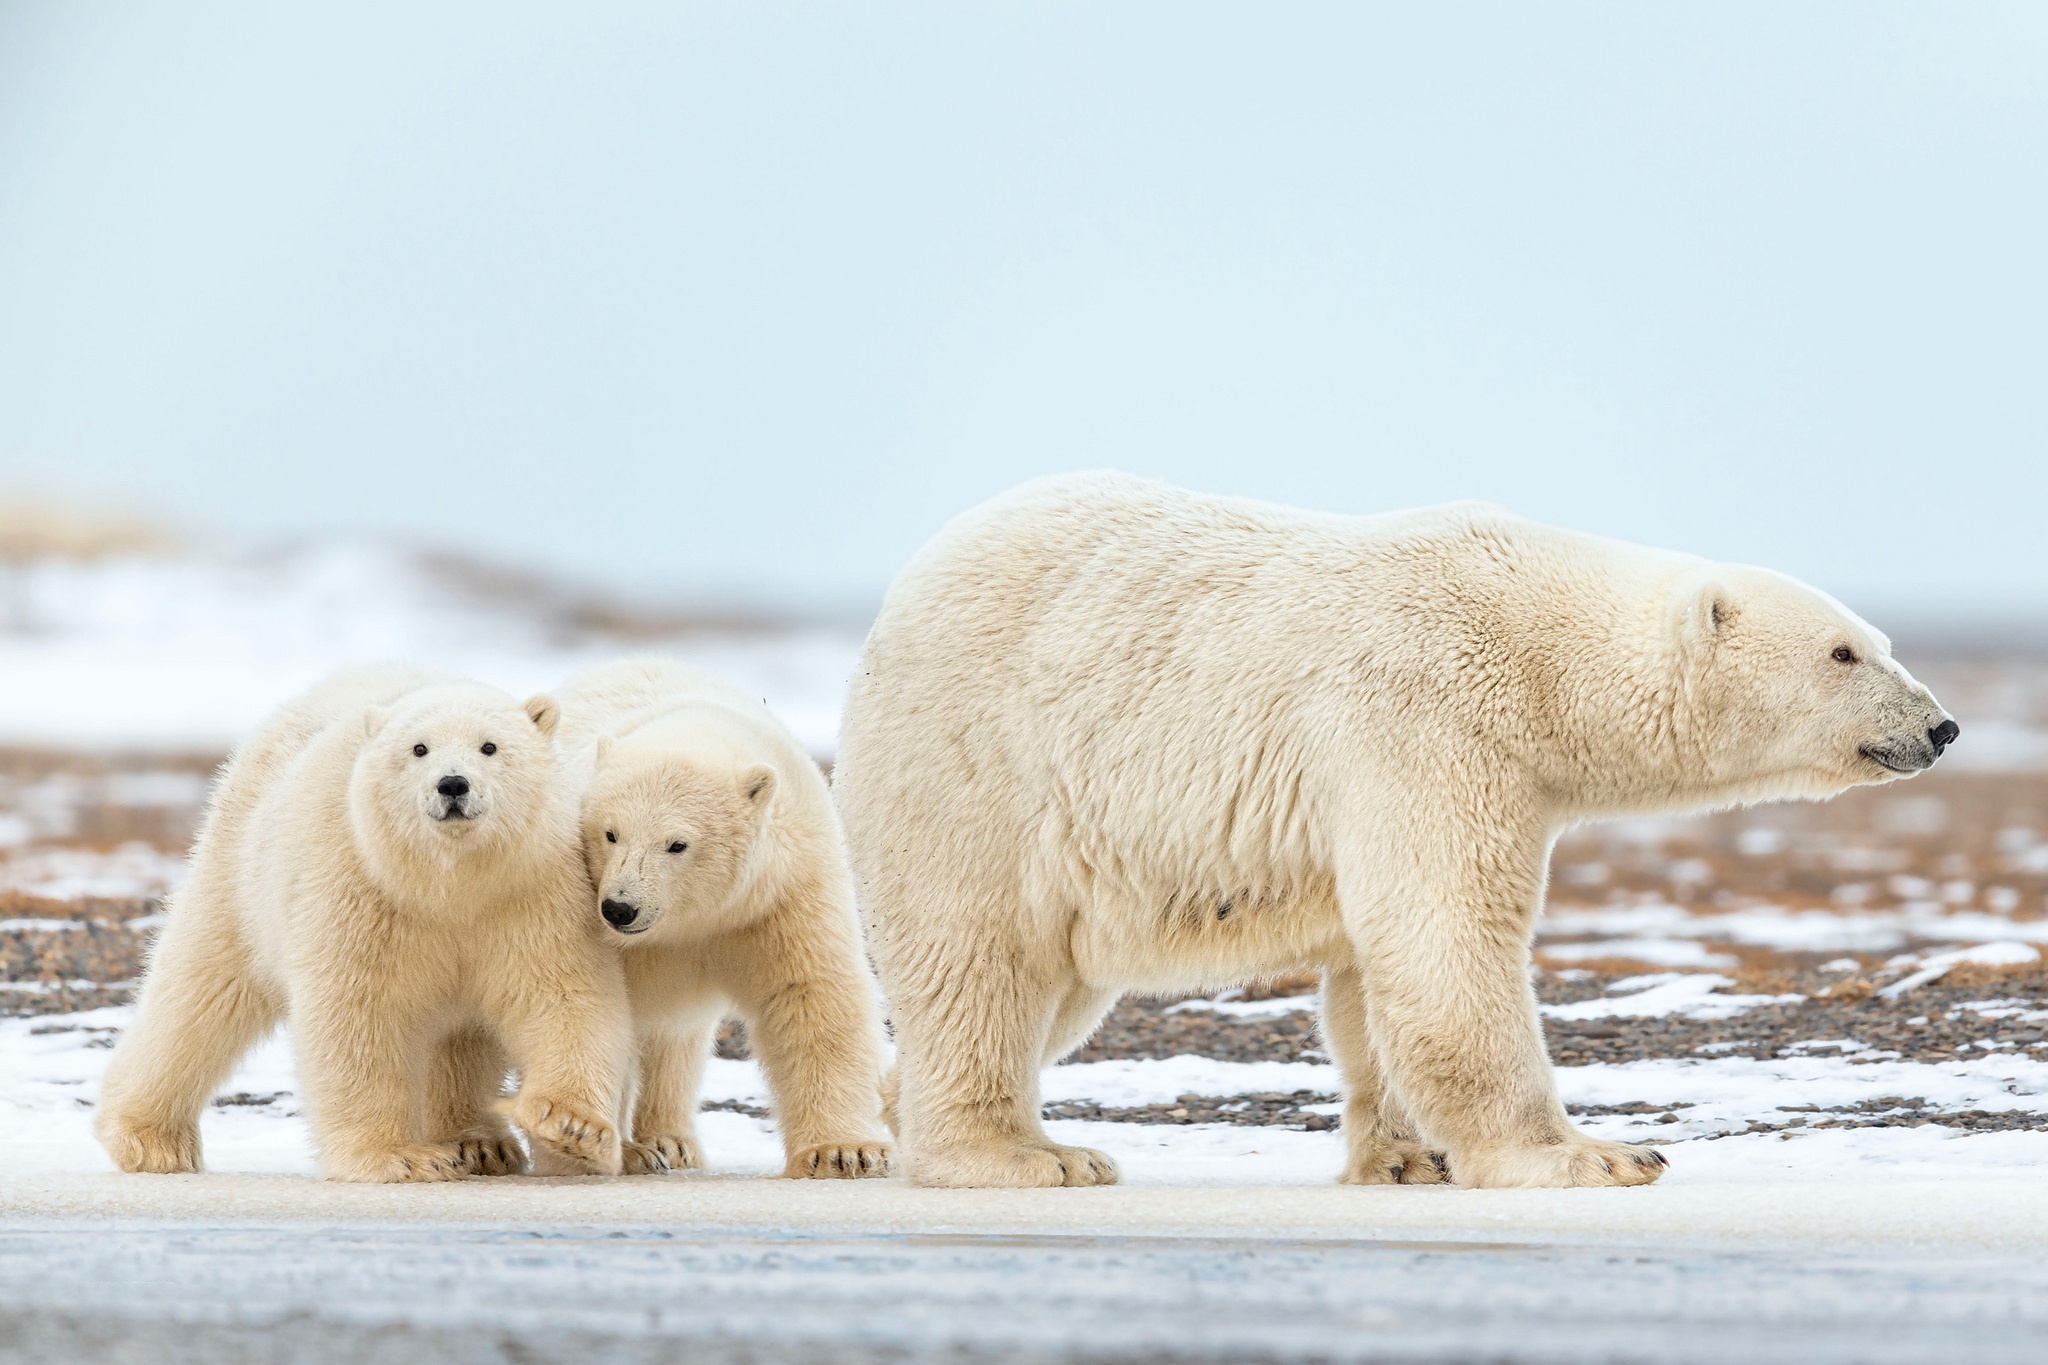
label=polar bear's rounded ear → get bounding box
[1676,577,1739,650]
[594,735,615,766]
[523,694,560,737]
[362,706,389,739]
[740,764,776,807]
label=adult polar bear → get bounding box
[836,473,1958,1190]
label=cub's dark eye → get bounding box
[412,743,428,757]
[480,742,497,756]
[605,830,616,843]
[667,841,688,854]
[1831,646,1858,665]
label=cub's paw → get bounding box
[914,1141,1118,1189]
[786,1140,892,1179]
[515,1095,621,1176]
[622,1134,705,1176]
[1457,1137,1668,1189]
[96,1116,201,1175]
[451,1129,528,1177]
[328,1142,471,1183]
[1341,1140,1450,1186]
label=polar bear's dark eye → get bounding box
[605,830,616,843]
[668,841,688,854]
[480,742,497,756]
[1831,647,1858,665]
[412,743,428,757]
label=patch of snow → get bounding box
[1879,941,2041,999]
[0,843,185,901]
[1165,995,1318,1019]
[1542,901,2048,955]
[1543,974,1802,1021]
[1540,938,1738,969]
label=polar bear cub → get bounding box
[836,473,1957,1190]
[542,658,892,1179]
[96,666,632,1182]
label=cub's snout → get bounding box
[601,898,643,932]
[432,772,476,820]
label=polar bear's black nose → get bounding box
[601,898,639,929]
[437,775,470,798]
[1929,719,1960,758]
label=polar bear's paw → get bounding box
[329,1142,472,1183]
[914,1141,1119,1188]
[622,1134,704,1175]
[451,1130,527,1177]
[98,1117,201,1175]
[1340,1140,1449,1186]
[1456,1137,1667,1189]
[515,1095,622,1176]
[786,1140,892,1179]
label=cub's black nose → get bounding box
[437,775,471,798]
[1929,719,1960,758]
[601,898,639,928]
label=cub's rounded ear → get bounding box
[740,763,776,807]
[595,735,615,767]
[362,706,389,740]
[523,694,561,737]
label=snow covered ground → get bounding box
[14,1002,2048,1195]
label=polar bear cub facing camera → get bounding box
[836,473,1957,1191]
[96,666,632,1182]
[541,658,892,1179]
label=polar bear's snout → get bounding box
[430,772,477,820]
[1931,717,1960,757]
[1859,714,1959,775]
[600,897,644,932]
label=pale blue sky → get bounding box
[2,3,2043,617]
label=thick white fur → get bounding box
[96,666,633,1182]
[836,473,1955,1190]
[540,659,892,1179]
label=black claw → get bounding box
[1652,1150,1669,1167]
[1388,1165,1404,1180]
[1429,1152,1449,1175]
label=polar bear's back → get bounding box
[837,473,1688,938]
[554,658,816,791]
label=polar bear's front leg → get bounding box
[293,982,472,1183]
[1340,822,1667,1191]
[424,1025,525,1176]
[486,953,632,1177]
[1318,963,1448,1185]
[736,937,895,1181]
[621,1022,714,1175]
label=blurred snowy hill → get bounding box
[0,514,860,757]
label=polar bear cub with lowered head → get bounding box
[541,658,891,1178]
[96,666,632,1181]
[836,472,1958,1190]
